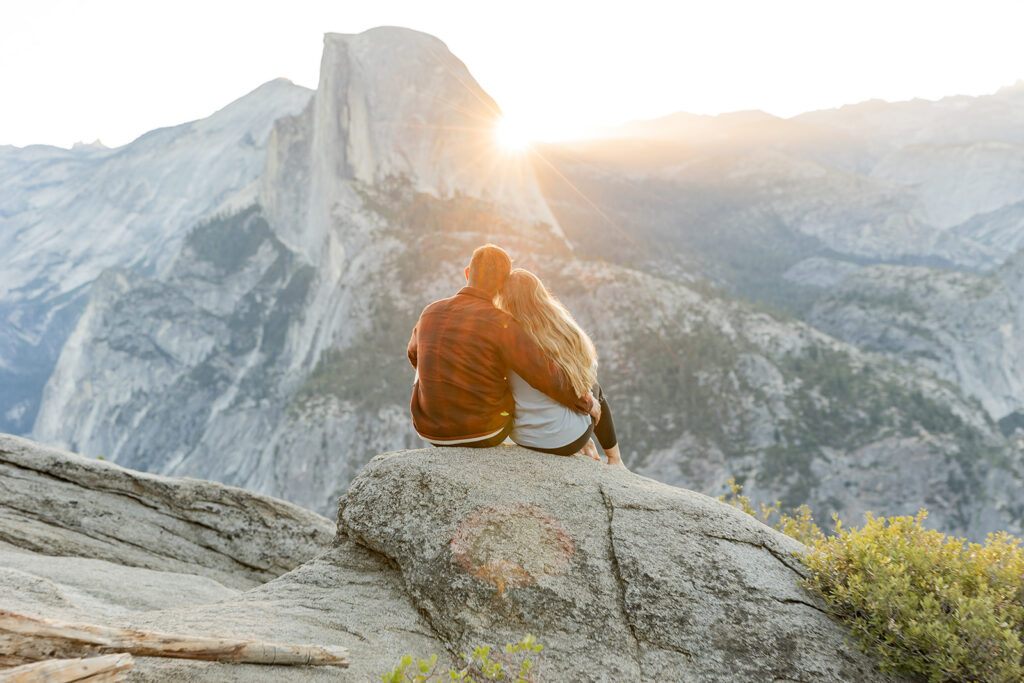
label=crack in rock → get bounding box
[770,595,832,617]
[598,484,644,675]
[701,532,808,579]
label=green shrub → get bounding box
[805,511,1024,682]
[721,480,1024,682]
[382,635,545,682]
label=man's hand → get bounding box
[573,392,595,415]
[588,392,601,424]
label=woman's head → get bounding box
[497,269,597,397]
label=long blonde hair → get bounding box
[497,269,597,396]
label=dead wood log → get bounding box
[0,610,348,668]
[0,653,133,683]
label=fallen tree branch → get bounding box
[0,653,133,682]
[0,610,348,668]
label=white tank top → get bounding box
[508,371,591,449]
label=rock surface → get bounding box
[1,437,894,681]
[0,433,333,589]
[0,549,240,623]
[134,448,895,681]
[121,536,445,682]
[332,447,889,682]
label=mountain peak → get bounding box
[324,25,451,50]
[308,25,502,190]
[200,78,313,130]
[996,79,1024,96]
[71,139,107,150]
[716,109,778,124]
[260,26,559,260]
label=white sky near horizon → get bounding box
[2,0,1024,149]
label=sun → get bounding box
[494,117,533,153]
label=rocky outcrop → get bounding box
[0,433,333,590]
[333,448,890,681]
[1,436,895,681]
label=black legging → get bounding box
[524,383,618,456]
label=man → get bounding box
[407,244,595,447]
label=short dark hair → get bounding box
[468,244,512,295]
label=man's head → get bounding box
[465,244,512,296]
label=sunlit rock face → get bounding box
[0,79,312,435]
[261,27,561,266]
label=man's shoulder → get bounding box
[420,292,508,322]
[420,294,457,316]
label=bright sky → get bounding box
[2,0,1023,148]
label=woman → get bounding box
[497,268,625,467]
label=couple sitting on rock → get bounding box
[407,244,624,466]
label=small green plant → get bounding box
[718,478,824,545]
[382,635,544,682]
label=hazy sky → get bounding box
[3,0,1024,148]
